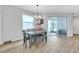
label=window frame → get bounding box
[22,14,34,30]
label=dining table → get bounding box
[26,31,47,48]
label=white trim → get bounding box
[0,37,23,45]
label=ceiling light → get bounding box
[35,5,42,19]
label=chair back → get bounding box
[22,30,26,37]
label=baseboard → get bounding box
[0,37,23,46]
[73,34,79,35]
[11,38,22,42]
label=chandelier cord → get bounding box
[35,5,42,19]
[37,5,39,16]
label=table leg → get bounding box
[29,36,32,48]
[45,35,47,43]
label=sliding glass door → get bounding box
[57,16,67,36]
[48,16,67,36]
[48,17,57,35]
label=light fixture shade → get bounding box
[34,5,42,19]
[38,15,42,19]
[35,15,42,19]
[35,15,37,18]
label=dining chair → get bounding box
[22,30,30,48]
[34,31,47,47]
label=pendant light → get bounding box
[35,5,42,19]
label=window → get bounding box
[23,14,34,30]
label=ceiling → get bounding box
[15,5,79,14]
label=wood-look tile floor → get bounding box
[0,35,79,53]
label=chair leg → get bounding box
[23,39,26,46]
[42,37,44,42]
[45,36,47,43]
[34,37,36,44]
[35,40,38,47]
[23,41,24,46]
[29,39,32,48]
[25,41,27,48]
[35,38,39,47]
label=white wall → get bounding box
[0,6,2,43]
[0,5,35,43]
[2,6,23,42]
[67,15,73,36]
[73,16,79,34]
[42,15,48,31]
